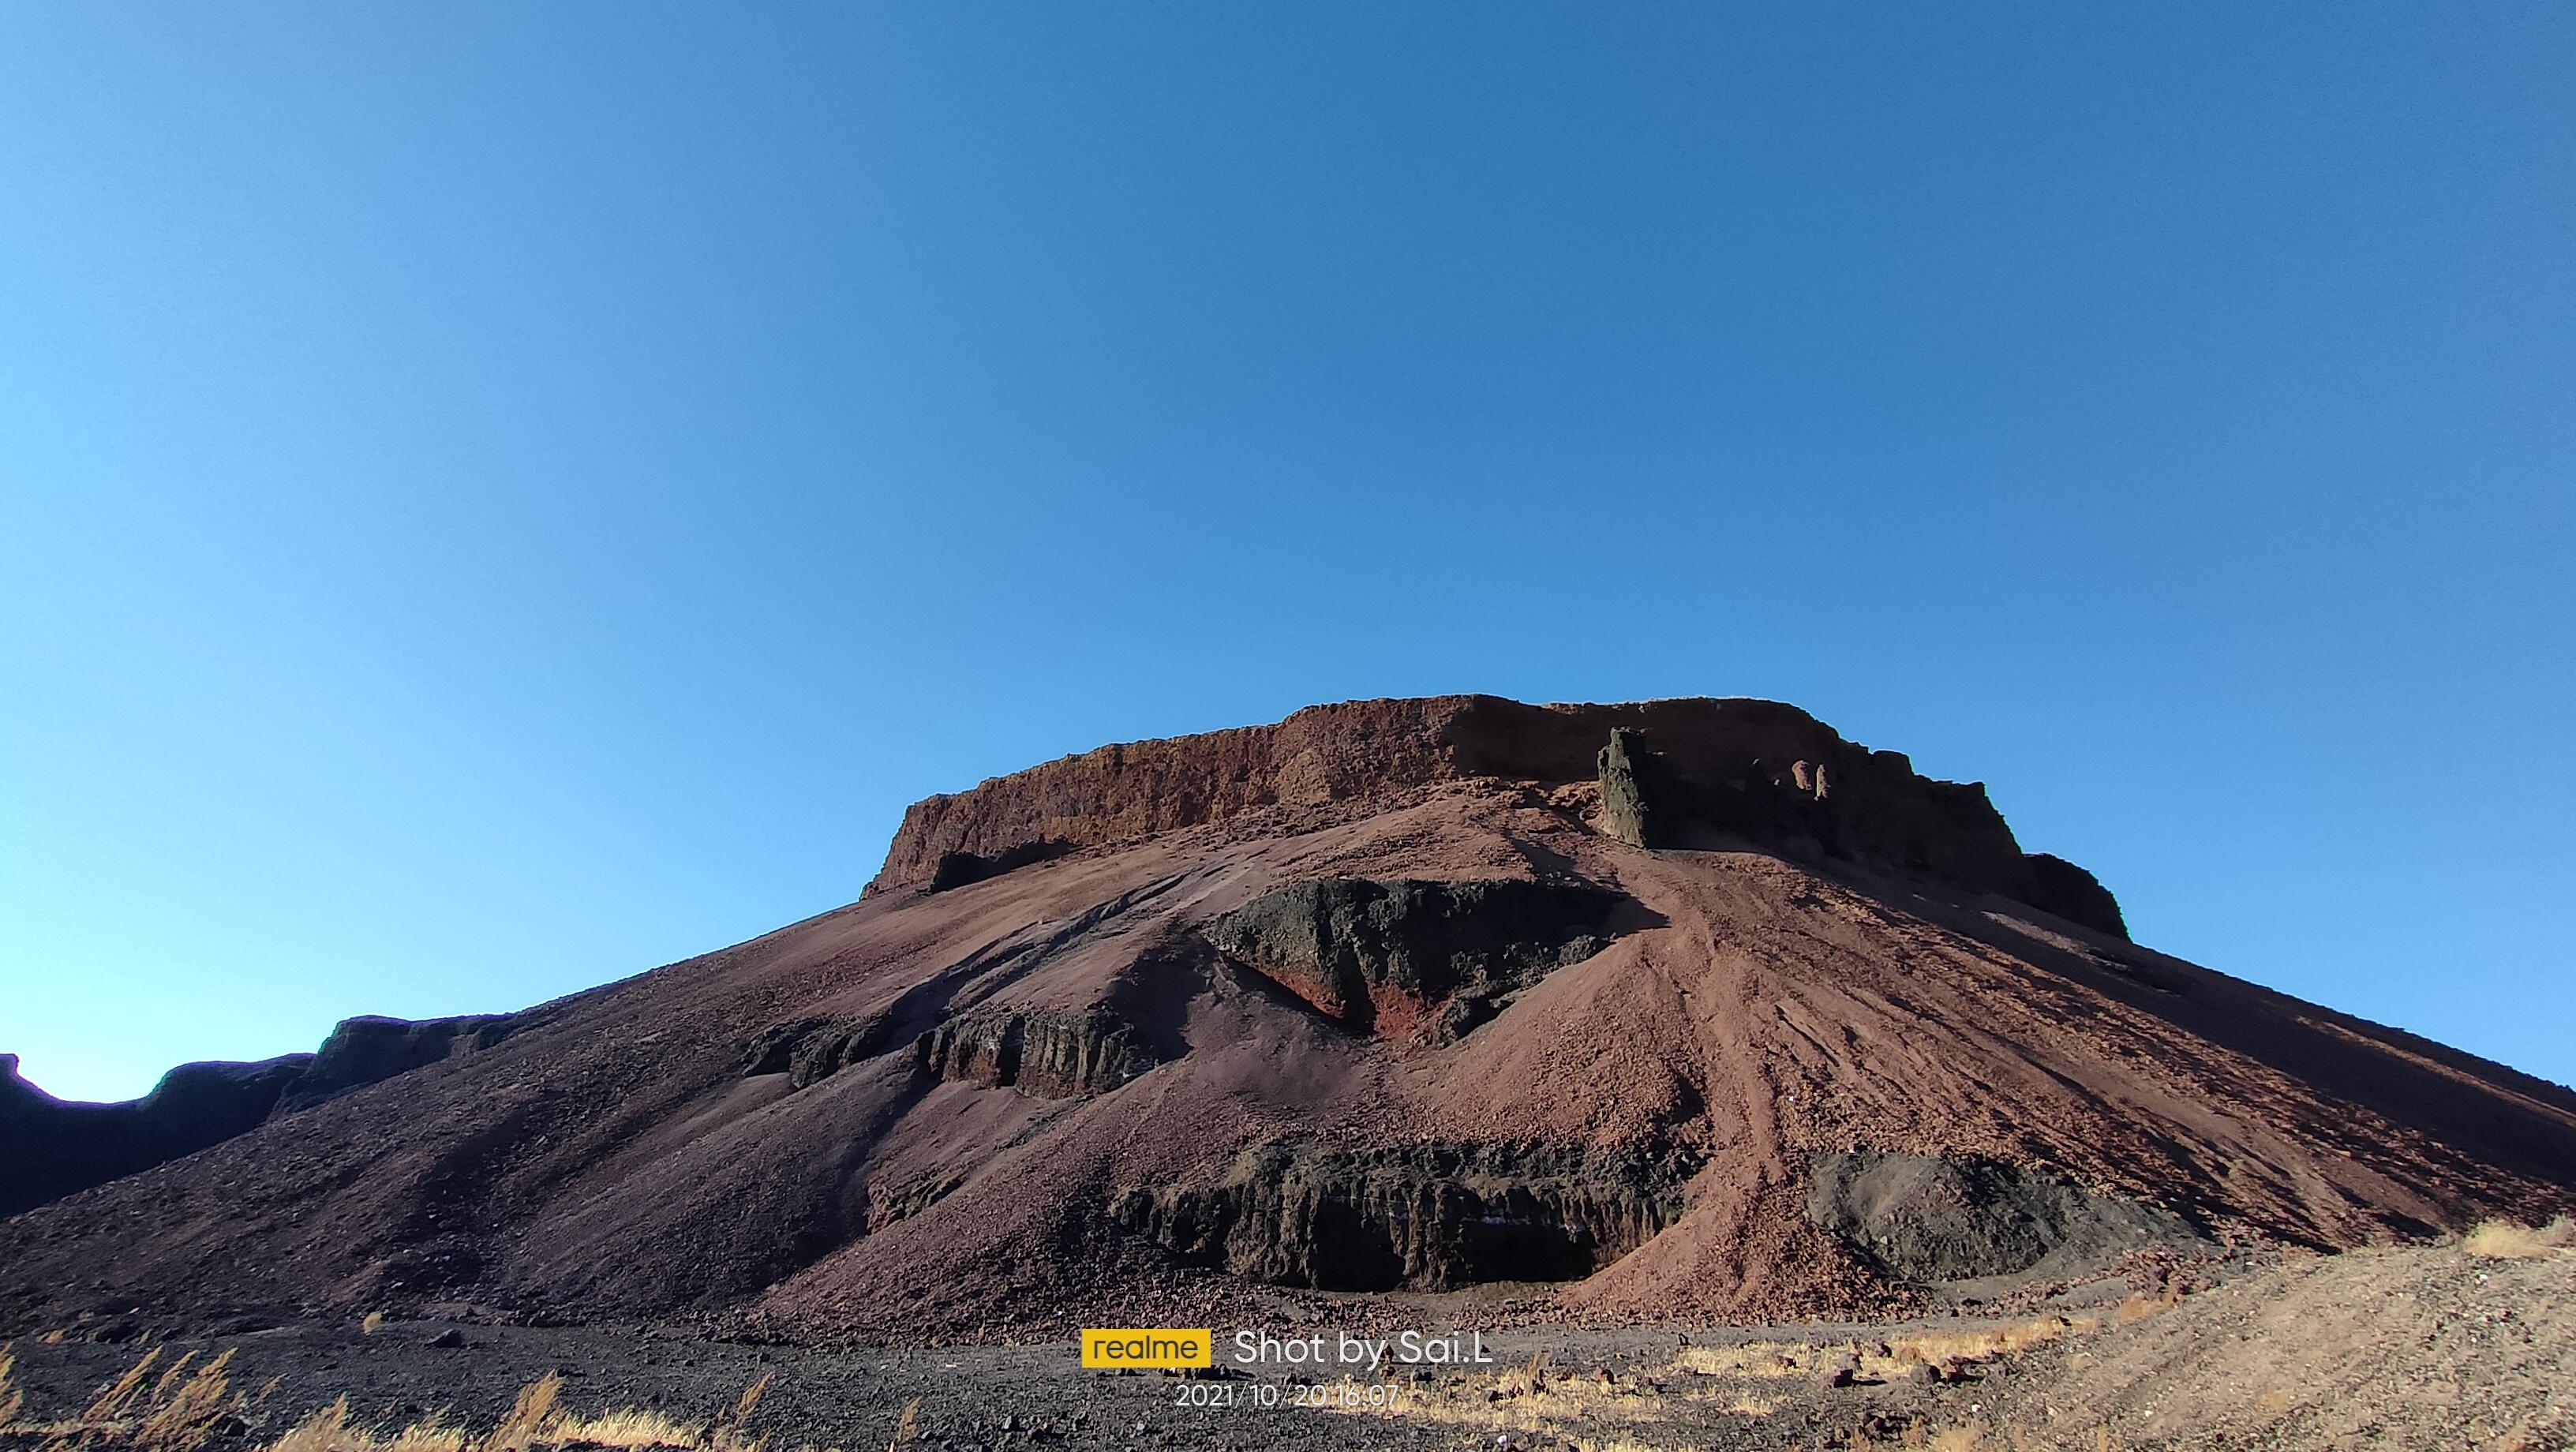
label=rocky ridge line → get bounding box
[1,1012,522,1218]
[871,694,2127,938]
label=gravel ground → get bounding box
[3,1241,2567,1451]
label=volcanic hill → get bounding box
[6,694,2574,1342]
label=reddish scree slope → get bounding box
[4,696,2572,1342]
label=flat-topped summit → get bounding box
[871,694,2124,935]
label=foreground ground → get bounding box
[3,1237,2567,1452]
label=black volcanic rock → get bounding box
[1804,1149,2198,1282]
[277,1012,517,1112]
[0,1051,311,1218]
[2,1009,520,1218]
[1210,878,1625,1040]
[914,1008,1152,1097]
[1114,1138,1702,1290]
[1595,728,1659,848]
[926,839,1073,893]
[2018,852,2129,939]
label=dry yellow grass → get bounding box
[883,1395,919,1451]
[1721,1393,1774,1416]
[489,1371,561,1452]
[2,1345,246,1451]
[139,1352,245,1451]
[1344,1297,2190,1450]
[2,1344,25,1430]
[2463,1218,2576,1260]
[1884,1315,2079,1370]
[1676,1318,2100,1387]
[2,1349,772,1452]
[265,1397,469,1452]
[83,1347,165,1424]
[2115,1286,2179,1323]
[1490,1349,1552,1398]
[1674,1340,1832,1379]
[1339,1345,1788,1446]
[1335,1372,1603,1435]
[261,1369,769,1452]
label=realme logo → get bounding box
[1080,1328,1213,1368]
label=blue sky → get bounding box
[3,3,2569,1101]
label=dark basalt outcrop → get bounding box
[1804,1150,2200,1283]
[2,1010,519,1218]
[1595,728,1660,848]
[868,694,2128,939]
[915,1009,1151,1098]
[1113,1138,1702,1290]
[1211,878,1626,1042]
[0,1053,313,1218]
[276,1012,518,1112]
[742,1016,897,1088]
[2017,854,2129,941]
[1587,723,2131,938]
[927,838,1073,893]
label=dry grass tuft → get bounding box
[2,1344,25,1431]
[138,1351,242,1451]
[884,1397,919,1451]
[264,1395,470,1452]
[477,1368,766,1452]
[1674,1340,1836,1379]
[10,1345,247,1451]
[267,1397,361,1452]
[84,1348,165,1425]
[386,1415,468,1452]
[260,1369,769,1452]
[488,1371,561,1452]
[2115,1285,2179,1323]
[1488,1349,1552,1399]
[1884,1315,2076,1372]
[2463,1218,2576,1260]
[1,1351,772,1452]
[1332,1355,1717,1443]
[552,1405,706,1448]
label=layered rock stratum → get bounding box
[4,694,2572,1342]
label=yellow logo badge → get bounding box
[1080,1328,1213,1368]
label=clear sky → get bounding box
[3,4,2569,1102]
